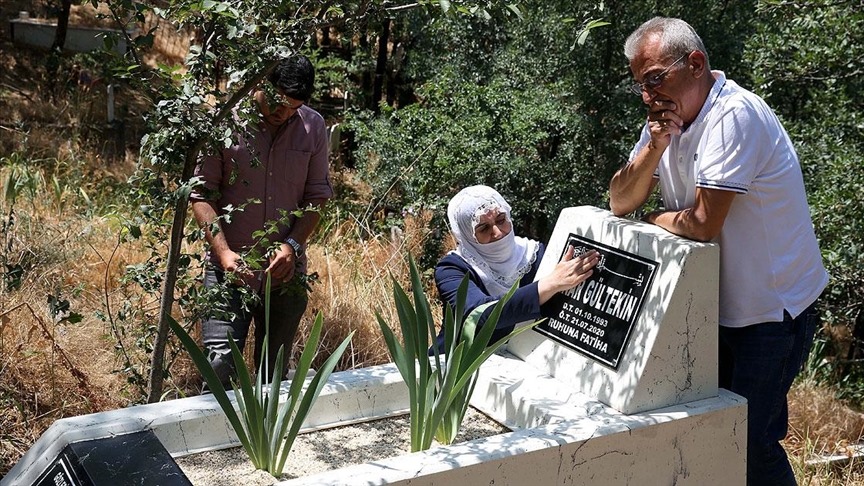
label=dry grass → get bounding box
[788,381,864,458]
[787,380,864,484]
[0,21,160,472]
[0,209,150,474]
[0,303,106,474]
[288,207,440,372]
[0,43,146,167]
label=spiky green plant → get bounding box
[170,275,354,476]
[378,255,541,451]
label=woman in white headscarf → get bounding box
[433,185,599,351]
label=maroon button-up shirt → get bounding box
[190,105,333,274]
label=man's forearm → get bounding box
[191,199,232,259]
[643,209,712,242]
[643,187,736,243]
[609,145,662,216]
[286,199,327,245]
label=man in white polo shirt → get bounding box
[609,17,828,485]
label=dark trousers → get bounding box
[201,267,308,388]
[719,301,819,486]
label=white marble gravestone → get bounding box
[507,205,719,414]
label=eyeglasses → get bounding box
[628,52,690,96]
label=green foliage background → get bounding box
[345,1,763,240]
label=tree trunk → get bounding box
[372,19,391,114]
[52,0,72,51]
[146,146,197,403]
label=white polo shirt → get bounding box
[629,71,828,327]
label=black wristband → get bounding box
[284,237,304,257]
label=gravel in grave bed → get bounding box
[175,407,510,485]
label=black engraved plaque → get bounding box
[535,234,658,369]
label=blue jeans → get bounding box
[719,301,819,486]
[201,267,308,387]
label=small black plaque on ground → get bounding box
[34,429,192,486]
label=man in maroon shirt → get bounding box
[190,55,332,387]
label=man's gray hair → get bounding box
[624,17,709,67]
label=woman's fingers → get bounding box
[573,250,599,273]
[571,268,594,287]
[550,249,600,293]
[566,251,598,282]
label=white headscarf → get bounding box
[447,185,540,297]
